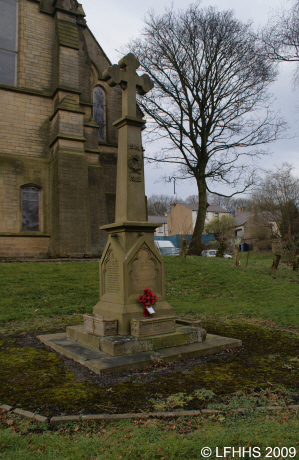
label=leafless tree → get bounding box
[182,192,250,212]
[230,197,253,212]
[147,194,180,216]
[261,1,299,84]
[251,164,299,239]
[129,4,286,254]
[185,194,198,204]
[206,192,232,210]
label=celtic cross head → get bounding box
[102,53,154,117]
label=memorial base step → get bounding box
[37,332,242,375]
[83,314,118,336]
[66,324,206,357]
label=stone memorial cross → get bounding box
[102,53,154,223]
[38,54,230,369]
[102,53,154,118]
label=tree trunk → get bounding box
[179,238,187,258]
[188,174,207,256]
[235,247,240,267]
[292,253,298,271]
[271,254,281,270]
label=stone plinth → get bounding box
[67,325,101,350]
[66,324,206,357]
[93,221,175,336]
[37,332,242,375]
[83,314,118,336]
[131,316,177,337]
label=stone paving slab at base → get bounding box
[37,332,242,375]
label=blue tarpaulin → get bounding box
[154,234,215,248]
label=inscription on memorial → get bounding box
[129,247,160,295]
[128,144,141,152]
[129,175,141,182]
[103,249,120,294]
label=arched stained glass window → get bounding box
[0,0,18,86]
[22,186,39,231]
[93,86,106,142]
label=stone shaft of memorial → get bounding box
[113,117,146,222]
[95,53,174,335]
[102,53,153,223]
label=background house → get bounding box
[0,0,131,258]
[167,202,230,236]
[234,211,279,240]
[148,215,168,237]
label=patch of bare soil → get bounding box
[15,333,242,386]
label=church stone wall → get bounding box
[0,0,124,258]
[56,112,84,138]
[88,163,110,255]
[0,155,50,234]
[0,160,20,233]
[0,236,50,258]
[78,28,92,103]
[59,47,80,89]
[0,90,52,157]
[18,0,54,91]
[49,151,91,257]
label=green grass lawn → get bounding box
[0,252,298,333]
[1,410,299,460]
[165,252,299,327]
[0,253,299,459]
[0,261,99,331]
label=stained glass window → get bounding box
[22,187,39,231]
[93,86,106,142]
[0,0,18,86]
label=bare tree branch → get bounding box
[261,1,299,85]
[251,164,299,239]
[128,4,286,253]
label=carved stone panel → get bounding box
[128,245,161,296]
[128,144,142,183]
[94,317,118,336]
[131,316,177,337]
[102,247,120,295]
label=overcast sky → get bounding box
[82,0,299,200]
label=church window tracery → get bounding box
[21,186,40,231]
[93,86,106,142]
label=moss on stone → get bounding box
[57,21,79,50]
[0,321,298,417]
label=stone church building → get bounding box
[0,0,125,258]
